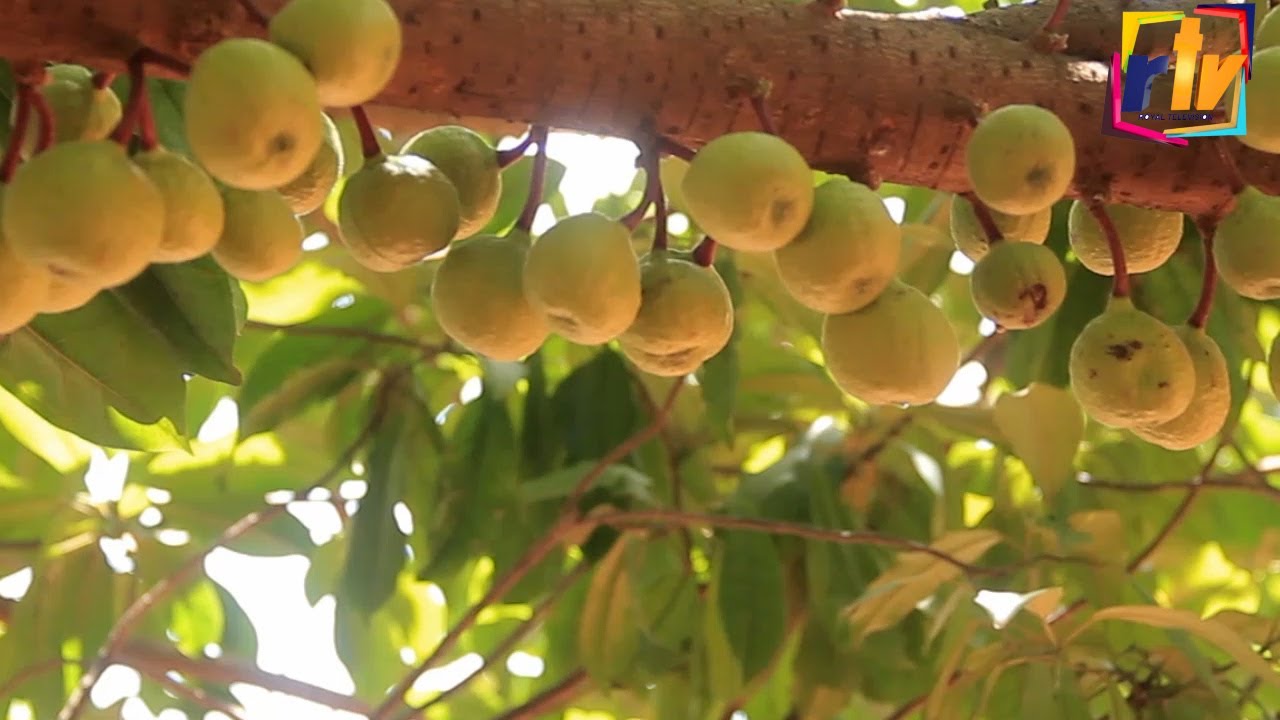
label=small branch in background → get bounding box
[1080,473,1280,501]
[133,47,191,77]
[0,658,67,703]
[1215,138,1248,197]
[621,145,660,231]
[110,51,149,146]
[237,0,271,28]
[1125,441,1228,574]
[960,191,1004,245]
[489,670,591,720]
[692,236,718,267]
[495,128,537,168]
[1030,0,1071,52]
[90,71,115,90]
[0,84,33,183]
[658,136,696,162]
[1187,219,1218,329]
[1086,198,1130,298]
[242,320,444,356]
[29,88,54,154]
[141,670,249,720]
[649,176,669,251]
[350,105,384,160]
[514,126,550,234]
[748,82,779,135]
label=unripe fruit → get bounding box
[1131,326,1230,450]
[430,231,549,361]
[821,280,960,406]
[1240,47,1280,154]
[278,113,343,216]
[619,250,735,377]
[1068,297,1196,428]
[965,104,1076,215]
[949,195,1051,262]
[970,241,1067,329]
[212,188,304,282]
[42,273,99,314]
[1214,186,1280,300]
[680,132,815,252]
[1067,200,1184,276]
[523,213,642,345]
[269,0,403,107]
[659,156,691,214]
[184,38,324,190]
[401,126,502,240]
[773,177,901,314]
[0,190,50,333]
[1269,333,1280,401]
[13,65,121,155]
[132,147,226,263]
[2,140,163,288]
[338,153,461,272]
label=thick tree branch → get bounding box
[2,0,1275,217]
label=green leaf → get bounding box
[480,154,568,236]
[519,350,560,477]
[336,568,447,702]
[698,254,743,446]
[240,357,366,439]
[993,382,1085,502]
[801,455,877,633]
[168,579,226,658]
[715,530,788,682]
[578,531,644,687]
[552,347,643,464]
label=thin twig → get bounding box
[749,91,779,135]
[0,83,32,182]
[136,76,159,152]
[237,0,271,27]
[29,89,54,154]
[621,145,660,231]
[658,136,696,161]
[1086,199,1129,298]
[489,670,591,720]
[1125,441,1228,573]
[1188,219,1217,329]
[0,658,67,702]
[1030,0,1071,52]
[350,105,384,160]
[514,126,550,234]
[495,129,537,168]
[243,320,443,355]
[110,51,148,146]
[1081,474,1280,500]
[133,47,191,77]
[960,191,1004,245]
[141,670,249,720]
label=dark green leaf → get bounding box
[698,254,743,446]
[715,530,788,682]
[551,347,643,464]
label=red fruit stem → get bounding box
[658,136,695,162]
[750,94,779,135]
[134,47,191,77]
[1188,220,1217,330]
[237,0,271,28]
[1087,198,1129,299]
[349,105,383,160]
[30,89,54,154]
[650,181,669,252]
[515,126,550,234]
[693,236,718,267]
[960,191,1003,244]
[91,71,116,90]
[1041,0,1070,35]
[495,130,537,168]
[622,148,660,231]
[110,52,150,146]
[1214,138,1248,197]
[0,85,33,183]
[137,83,159,151]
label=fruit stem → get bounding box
[750,92,779,135]
[495,130,537,169]
[622,147,660,231]
[1187,219,1218,330]
[1214,138,1248,197]
[237,0,271,28]
[137,81,159,152]
[134,47,191,77]
[658,136,695,162]
[1086,198,1130,299]
[29,87,54,154]
[515,126,550,234]
[693,236,717,267]
[110,52,150,146]
[0,84,33,184]
[91,71,116,90]
[651,178,669,252]
[350,105,383,160]
[960,191,1004,245]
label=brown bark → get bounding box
[0,0,1275,217]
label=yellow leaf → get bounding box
[994,382,1084,501]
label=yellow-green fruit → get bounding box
[965,104,1076,215]
[970,241,1066,330]
[334,114,390,177]
[773,177,901,314]
[1269,333,1280,400]
[949,194,1051,261]
[1131,326,1229,450]
[0,191,49,333]
[14,65,122,154]
[337,153,461,272]
[821,280,960,406]
[184,38,324,190]
[41,273,98,314]
[619,251,734,377]
[278,113,343,216]
[132,147,226,263]
[211,188,304,282]
[2,140,163,288]
[430,231,549,361]
[1214,186,1280,299]
[1241,47,1280,154]
[1261,6,1280,50]
[680,131,815,252]
[1067,297,1196,428]
[659,156,690,214]
[401,125,501,239]
[898,223,949,272]
[268,0,403,107]
[523,213,642,345]
[1067,200,1184,276]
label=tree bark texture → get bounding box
[1,0,1276,217]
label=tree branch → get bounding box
[1125,441,1228,573]
[4,0,1274,217]
[243,320,445,355]
[489,670,591,720]
[134,664,249,720]
[1080,473,1280,500]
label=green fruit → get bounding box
[1067,296,1196,428]
[41,273,98,314]
[619,250,735,377]
[523,213,642,345]
[279,113,343,216]
[970,241,1066,330]
[337,153,461,272]
[659,156,690,214]
[212,188,304,282]
[1132,326,1229,450]
[680,131,815,252]
[1066,200,1184,276]
[132,147,226,263]
[1269,333,1280,400]
[401,125,502,239]
[1241,47,1280,154]
[2,140,163,288]
[821,280,960,406]
[431,231,549,361]
[965,104,1076,215]
[773,177,900,314]
[268,0,402,107]
[185,38,325,190]
[1261,6,1280,50]
[0,189,50,332]
[13,65,121,155]
[334,113,390,177]
[1214,186,1280,299]
[949,194,1051,262]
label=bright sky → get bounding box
[0,129,994,720]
